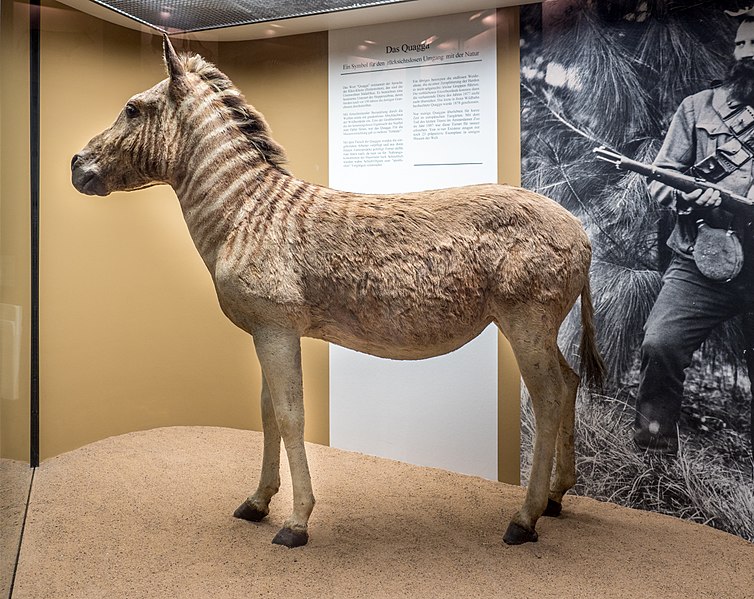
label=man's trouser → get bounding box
[636,254,754,448]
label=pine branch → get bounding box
[521,82,605,146]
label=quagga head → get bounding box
[71,36,186,196]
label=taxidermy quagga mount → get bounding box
[71,35,604,548]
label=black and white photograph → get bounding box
[520,0,754,542]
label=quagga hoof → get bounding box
[543,498,562,517]
[503,522,538,545]
[272,527,309,548]
[233,500,268,522]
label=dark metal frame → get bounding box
[30,0,40,468]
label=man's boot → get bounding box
[634,402,679,454]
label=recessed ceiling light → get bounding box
[85,0,416,34]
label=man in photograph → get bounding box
[634,11,754,453]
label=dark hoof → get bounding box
[233,501,268,522]
[503,522,538,545]
[543,499,562,518]
[272,527,309,548]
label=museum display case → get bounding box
[2,1,751,596]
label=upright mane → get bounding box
[180,53,290,173]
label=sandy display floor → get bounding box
[1,459,32,599]
[10,427,754,598]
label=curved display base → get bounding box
[12,427,753,598]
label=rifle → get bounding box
[593,146,754,217]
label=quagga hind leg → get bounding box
[496,310,569,545]
[234,376,281,523]
[543,351,580,518]
[247,326,315,548]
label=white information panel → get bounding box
[328,10,499,479]
[329,10,498,192]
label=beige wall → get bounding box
[217,34,331,447]
[35,2,331,460]
[3,1,522,481]
[1,0,32,461]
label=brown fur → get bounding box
[71,36,605,547]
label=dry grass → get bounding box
[520,389,754,542]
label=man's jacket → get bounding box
[651,84,754,258]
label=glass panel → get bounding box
[1,0,33,592]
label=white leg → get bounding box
[234,376,281,522]
[252,326,315,548]
[544,351,580,516]
[499,320,566,544]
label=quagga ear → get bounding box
[163,34,185,81]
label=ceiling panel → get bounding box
[56,0,537,40]
[86,0,412,33]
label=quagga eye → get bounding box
[125,103,140,118]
